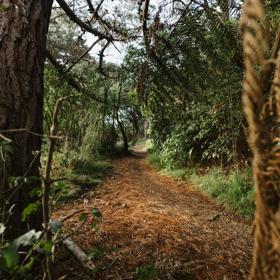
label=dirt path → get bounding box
[53,151,253,280]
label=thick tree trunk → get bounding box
[0,1,53,238]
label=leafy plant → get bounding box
[88,246,106,261]
[135,265,158,280]
[0,229,53,279]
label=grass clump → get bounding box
[147,153,164,171]
[50,153,111,203]
[135,265,158,280]
[190,168,226,198]
[70,158,111,176]
[148,151,254,219]
[191,167,254,219]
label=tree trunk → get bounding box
[116,83,129,154]
[117,119,129,154]
[0,0,53,239]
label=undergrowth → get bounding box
[132,138,153,150]
[148,152,254,219]
[48,152,111,203]
[191,168,254,219]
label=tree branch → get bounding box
[65,38,101,73]
[56,0,112,41]
[46,49,104,103]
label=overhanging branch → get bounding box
[56,0,112,41]
[46,49,104,103]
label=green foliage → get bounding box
[133,138,153,150]
[135,265,158,280]
[148,151,254,219]
[51,180,79,203]
[124,3,247,168]
[21,201,41,222]
[191,167,254,219]
[160,125,191,169]
[79,120,118,159]
[91,208,102,219]
[70,158,110,176]
[88,246,106,261]
[0,230,47,279]
[50,156,110,203]
[147,153,164,171]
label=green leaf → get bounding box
[3,244,18,268]
[23,256,34,271]
[92,208,102,219]
[42,240,53,255]
[3,230,41,268]
[79,213,87,222]
[25,176,40,185]
[8,176,23,188]
[21,201,41,222]
[135,265,158,280]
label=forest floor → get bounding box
[53,147,253,280]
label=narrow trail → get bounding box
[53,149,253,280]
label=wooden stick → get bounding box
[63,238,95,270]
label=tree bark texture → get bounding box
[0,0,53,238]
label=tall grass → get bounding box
[147,153,164,170]
[191,167,254,219]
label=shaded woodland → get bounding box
[0,0,280,279]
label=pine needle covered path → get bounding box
[53,149,252,280]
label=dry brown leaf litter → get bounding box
[53,150,252,279]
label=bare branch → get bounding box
[56,0,112,41]
[0,134,12,143]
[0,128,63,140]
[65,38,101,73]
[97,41,110,74]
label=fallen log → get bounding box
[63,238,95,271]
